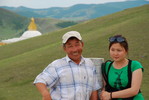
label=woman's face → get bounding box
[109,43,127,62]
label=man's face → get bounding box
[63,38,84,64]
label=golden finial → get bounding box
[28,17,37,30]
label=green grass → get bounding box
[0,4,149,100]
[0,8,79,40]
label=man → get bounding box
[34,31,100,100]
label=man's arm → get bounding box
[90,90,98,100]
[35,83,52,100]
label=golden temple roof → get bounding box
[28,17,37,30]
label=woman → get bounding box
[100,35,144,100]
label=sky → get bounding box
[0,0,128,9]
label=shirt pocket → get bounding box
[58,68,74,85]
[83,68,94,90]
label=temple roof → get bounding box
[28,17,37,30]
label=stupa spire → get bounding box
[28,17,37,30]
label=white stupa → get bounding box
[1,18,42,43]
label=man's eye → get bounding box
[68,45,73,48]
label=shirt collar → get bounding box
[65,55,85,65]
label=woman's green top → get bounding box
[105,60,144,100]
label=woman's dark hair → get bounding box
[109,35,128,52]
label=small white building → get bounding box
[1,18,42,44]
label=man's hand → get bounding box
[42,94,51,100]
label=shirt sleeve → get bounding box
[33,63,59,88]
[131,60,144,72]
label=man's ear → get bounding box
[63,44,66,51]
[81,41,84,47]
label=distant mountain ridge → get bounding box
[1,0,149,20]
[0,8,78,40]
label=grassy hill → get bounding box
[0,8,28,40]
[0,4,149,100]
[0,8,78,41]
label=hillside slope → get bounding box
[0,8,28,40]
[0,8,78,41]
[0,4,149,100]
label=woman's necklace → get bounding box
[113,59,128,69]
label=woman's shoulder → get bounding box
[131,60,142,67]
[131,60,141,64]
[103,60,113,72]
[130,60,144,72]
[104,60,113,64]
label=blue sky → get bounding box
[0,0,128,9]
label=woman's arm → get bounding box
[112,68,143,98]
[100,68,143,99]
